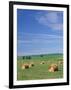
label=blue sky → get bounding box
[17,9,63,56]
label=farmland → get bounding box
[17,54,63,80]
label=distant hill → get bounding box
[17,53,63,60]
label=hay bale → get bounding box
[58,61,63,65]
[48,64,58,72]
[21,64,29,69]
[48,67,55,72]
[29,63,34,67]
[21,65,25,69]
[40,61,45,64]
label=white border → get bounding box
[13,5,67,85]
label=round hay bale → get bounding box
[58,61,63,65]
[21,65,25,69]
[48,64,58,72]
[21,64,29,69]
[29,63,34,67]
[48,67,55,72]
[40,61,45,64]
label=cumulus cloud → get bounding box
[35,11,63,30]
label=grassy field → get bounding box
[17,54,63,80]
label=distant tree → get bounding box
[40,55,43,57]
[26,56,31,59]
[23,56,25,59]
[28,56,31,59]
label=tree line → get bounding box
[22,54,44,60]
[22,56,31,59]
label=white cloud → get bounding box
[36,11,63,30]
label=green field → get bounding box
[17,54,63,80]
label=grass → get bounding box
[17,54,63,80]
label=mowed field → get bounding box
[17,54,63,80]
